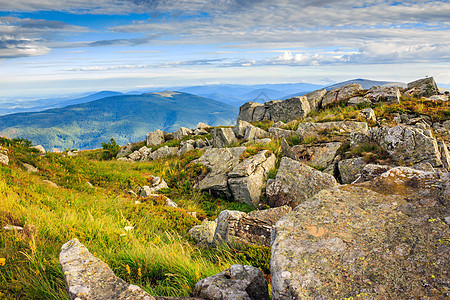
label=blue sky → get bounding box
[1,0,449,100]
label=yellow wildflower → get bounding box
[138,268,142,277]
[0,258,5,266]
[126,264,131,275]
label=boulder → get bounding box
[347,96,370,106]
[197,122,210,130]
[237,102,264,123]
[23,163,38,173]
[116,143,135,158]
[129,146,152,162]
[304,88,327,110]
[193,128,208,136]
[211,128,237,148]
[368,125,442,167]
[189,219,217,246]
[266,157,338,208]
[243,126,269,142]
[282,140,342,170]
[213,206,291,247]
[268,127,295,139]
[352,164,392,183]
[43,180,58,188]
[173,127,192,140]
[271,168,450,299]
[32,145,46,154]
[193,264,269,300]
[407,77,439,98]
[150,146,178,160]
[146,129,165,147]
[359,107,376,122]
[438,140,450,171]
[139,177,169,196]
[428,94,448,101]
[228,151,276,207]
[194,139,209,149]
[59,239,155,300]
[297,121,368,136]
[321,83,363,107]
[194,147,246,198]
[267,96,311,122]
[177,143,195,156]
[0,153,9,165]
[233,120,253,139]
[338,157,365,184]
[363,86,401,104]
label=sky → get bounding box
[1,0,450,100]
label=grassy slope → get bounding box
[0,139,263,299]
[0,92,237,150]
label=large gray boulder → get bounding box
[363,86,401,104]
[213,206,291,247]
[0,152,9,165]
[368,125,442,167]
[150,146,178,160]
[267,96,311,122]
[228,150,276,207]
[173,127,192,140]
[195,147,246,198]
[321,83,363,107]
[304,88,327,110]
[338,156,365,184]
[211,128,237,148]
[282,139,341,170]
[243,126,269,142]
[352,164,392,183]
[271,166,450,299]
[129,146,152,162]
[438,140,450,171]
[266,157,338,208]
[146,129,165,147]
[407,77,439,98]
[189,219,217,246]
[233,120,253,139]
[297,121,368,136]
[268,127,295,139]
[237,102,264,123]
[193,264,269,300]
[32,145,46,154]
[59,239,155,300]
[117,143,135,158]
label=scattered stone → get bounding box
[23,163,38,173]
[233,120,253,139]
[364,86,401,104]
[3,225,24,231]
[283,140,342,170]
[297,121,368,136]
[359,107,376,122]
[228,150,276,207]
[150,146,178,160]
[59,239,155,300]
[266,157,338,208]
[67,151,78,157]
[193,264,269,300]
[139,177,169,196]
[211,128,238,148]
[146,129,165,147]
[193,128,208,136]
[116,143,135,158]
[428,94,448,101]
[129,146,152,161]
[177,143,194,156]
[338,157,365,184]
[173,127,192,140]
[117,157,133,162]
[197,122,210,130]
[194,147,246,198]
[32,145,46,154]
[127,190,138,197]
[268,127,295,139]
[321,83,363,107]
[189,219,217,246]
[243,126,269,142]
[85,181,94,188]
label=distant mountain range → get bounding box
[0,92,236,150]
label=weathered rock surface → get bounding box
[304,88,327,111]
[195,147,246,198]
[364,86,401,104]
[173,127,193,140]
[268,127,294,139]
[321,83,363,107]
[177,143,195,156]
[129,146,152,161]
[60,239,155,300]
[352,164,392,183]
[147,129,165,147]
[368,125,442,167]
[243,126,268,142]
[297,121,368,136]
[23,163,38,173]
[359,107,376,122]
[271,167,450,299]
[338,157,365,184]
[406,77,439,98]
[0,152,9,165]
[282,139,341,170]
[237,102,264,123]
[197,122,210,130]
[233,120,253,139]
[151,146,178,160]
[193,264,269,300]
[189,219,217,246]
[117,143,135,158]
[213,206,291,247]
[438,140,450,171]
[32,145,46,154]
[43,180,58,188]
[228,150,276,207]
[211,128,237,148]
[347,96,370,106]
[266,157,338,208]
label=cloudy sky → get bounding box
[1,0,449,100]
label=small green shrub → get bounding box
[101,138,120,160]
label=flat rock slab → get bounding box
[271,169,450,299]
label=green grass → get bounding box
[0,138,267,299]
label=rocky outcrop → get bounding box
[129,146,153,161]
[147,129,165,147]
[177,141,195,156]
[60,239,155,300]
[368,125,442,167]
[363,86,401,104]
[151,146,178,160]
[243,126,269,142]
[228,150,275,207]
[271,166,450,299]
[233,120,253,139]
[321,83,363,107]
[266,157,338,208]
[406,77,439,98]
[352,164,392,183]
[193,264,269,300]
[116,143,135,158]
[211,128,237,148]
[212,206,291,247]
[195,147,246,198]
[172,127,193,140]
[189,219,217,246]
[304,88,327,111]
[338,157,365,184]
[237,97,310,123]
